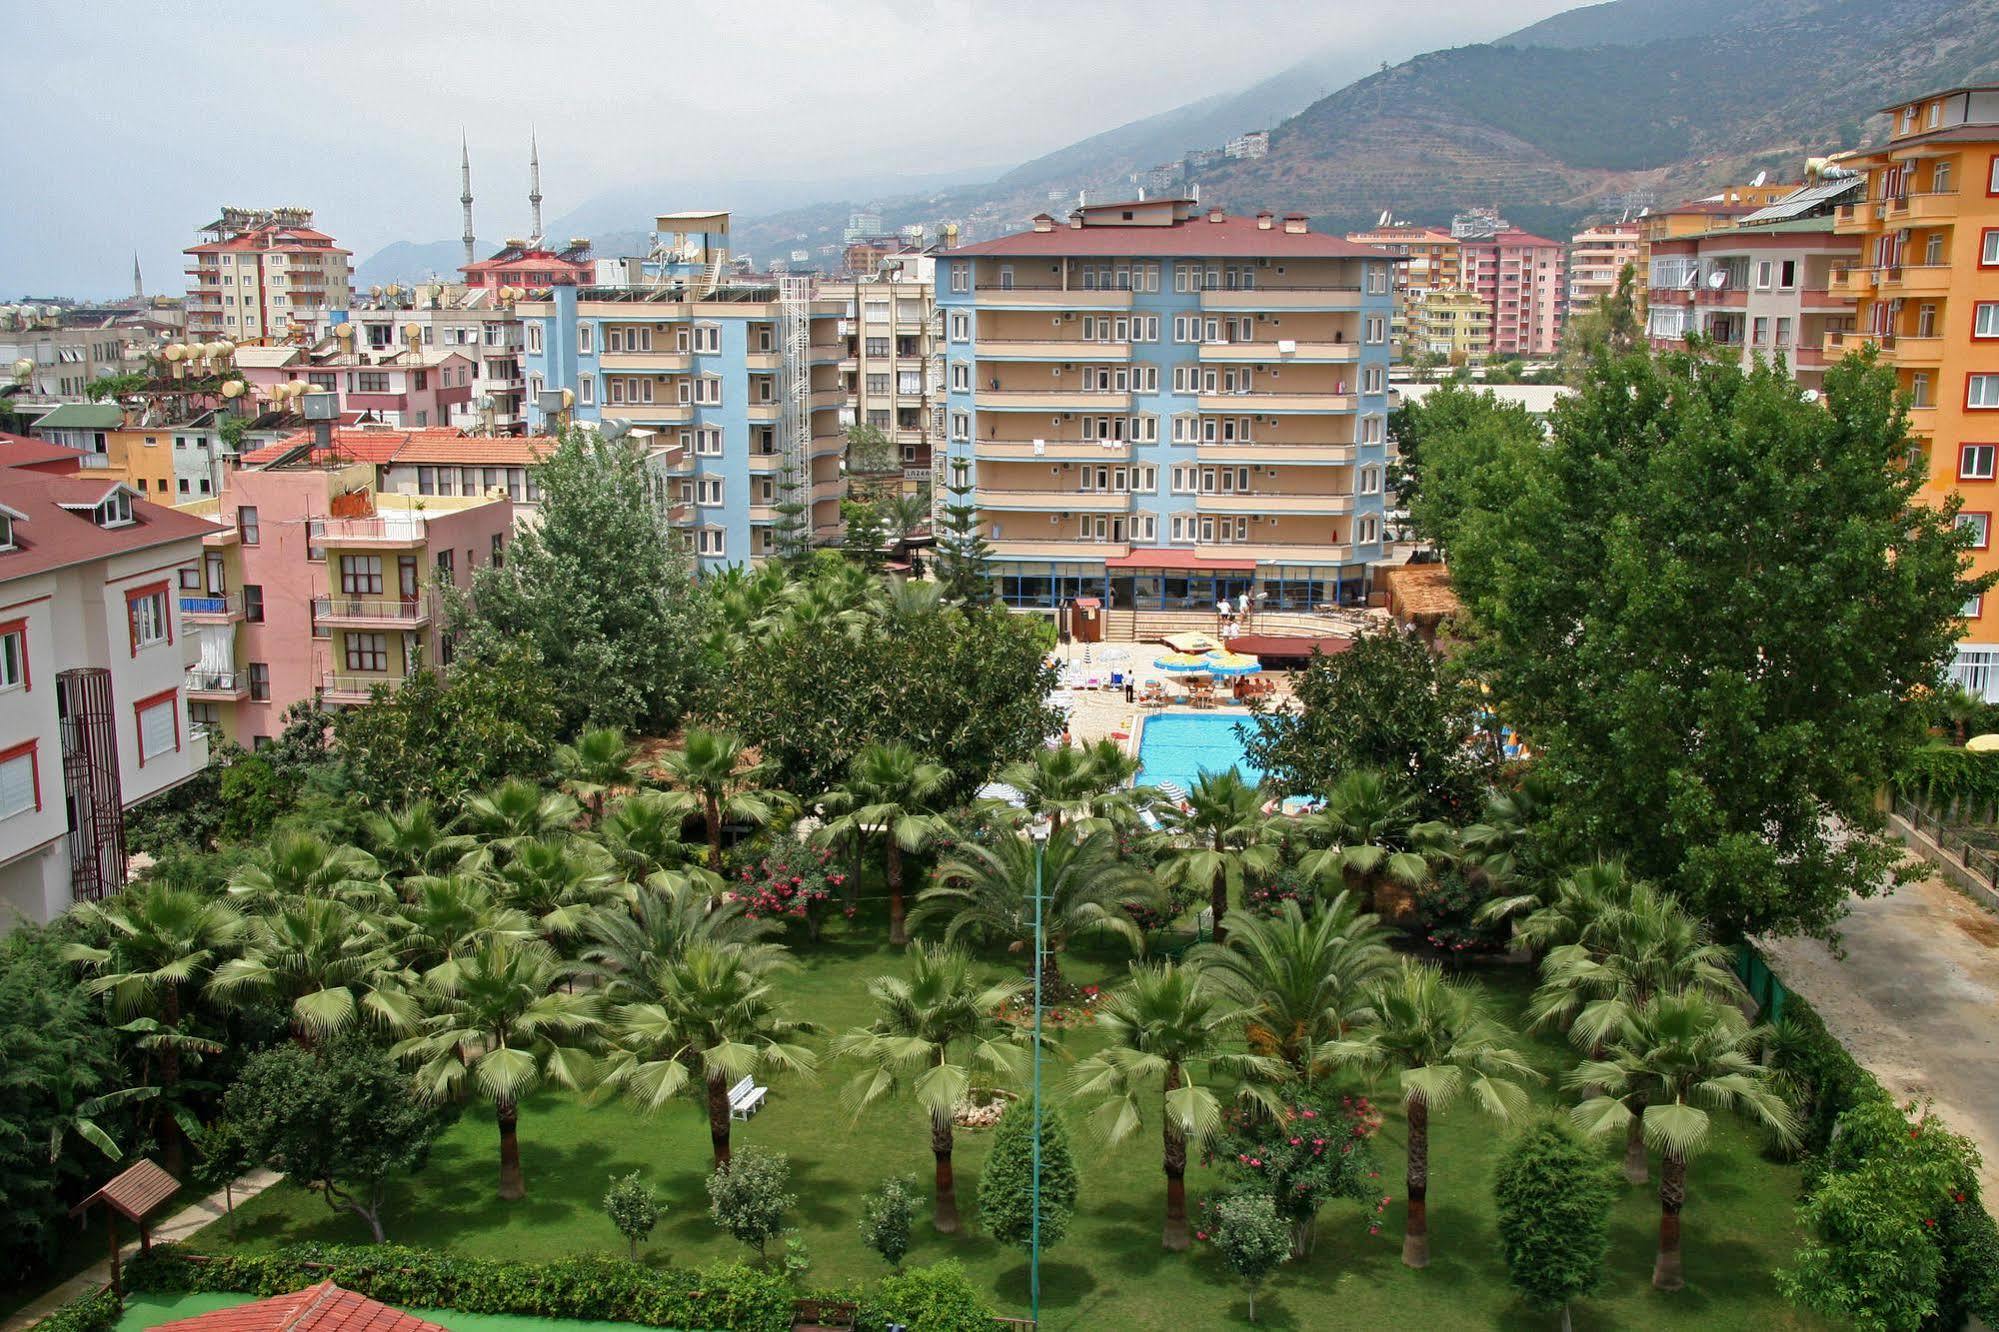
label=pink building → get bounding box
[461,240,593,293]
[1461,230,1566,357]
[182,429,515,747]
[233,345,478,430]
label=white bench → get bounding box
[727,1075,767,1121]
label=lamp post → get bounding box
[1028,816,1049,1328]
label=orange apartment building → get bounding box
[1836,85,1999,696]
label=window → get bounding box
[436,548,454,582]
[95,491,133,528]
[1990,155,1999,195]
[0,619,25,692]
[126,584,170,654]
[0,741,39,820]
[0,512,12,551]
[491,532,505,566]
[697,528,725,557]
[1964,445,1998,480]
[948,312,969,342]
[339,555,383,595]
[694,377,722,406]
[1967,594,1985,620]
[949,412,969,441]
[135,690,179,766]
[1755,260,1772,290]
[243,585,264,623]
[525,323,543,353]
[697,478,723,506]
[949,263,968,293]
[579,373,595,406]
[1972,375,1999,409]
[1752,317,1770,347]
[249,663,269,701]
[1978,304,1999,339]
[1360,414,1385,445]
[1775,317,1792,349]
[691,324,721,353]
[345,633,389,672]
[695,426,723,456]
[1959,512,1991,548]
[1779,259,1797,289]
[1360,365,1385,394]
[577,324,593,355]
[237,506,260,545]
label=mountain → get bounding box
[1195,0,1999,236]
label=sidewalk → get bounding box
[1760,872,1999,1199]
[1,1169,282,1332]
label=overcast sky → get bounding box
[4,0,1577,297]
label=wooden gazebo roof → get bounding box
[69,1159,179,1223]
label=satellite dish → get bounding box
[1751,170,1768,187]
[1800,389,1821,403]
[1707,271,1729,288]
[1682,272,1700,290]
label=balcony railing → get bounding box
[179,592,242,619]
[312,595,431,625]
[308,516,427,544]
[321,672,402,701]
[185,669,247,696]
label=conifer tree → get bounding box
[978,1093,1078,1252]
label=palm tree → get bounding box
[1321,960,1538,1268]
[394,938,601,1201]
[1069,961,1283,1249]
[1154,769,1280,945]
[208,897,416,1043]
[553,727,640,823]
[1936,683,1986,745]
[657,729,788,874]
[459,779,583,862]
[1483,859,1639,953]
[1568,992,1798,1290]
[224,830,385,907]
[362,802,479,881]
[64,885,246,1175]
[919,824,1153,991]
[833,944,1027,1232]
[1295,768,1449,924]
[1189,892,1393,1076]
[994,744,1099,836]
[493,835,621,947]
[819,743,951,946]
[384,874,535,989]
[600,943,817,1168]
[880,493,933,547]
[579,878,783,1002]
[599,789,720,893]
[1455,769,1561,895]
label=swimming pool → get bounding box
[1135,712,1266,792]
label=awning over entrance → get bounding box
[1105,547,1256,572]
[1227,634,1355,664]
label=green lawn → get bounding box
[188,917,1824,1331]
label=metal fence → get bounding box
[1893,796,1999,894]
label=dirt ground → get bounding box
[1760,869,1999,1198]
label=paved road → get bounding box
[1761,871,1999,1197]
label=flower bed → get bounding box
[951,1086,1017,1130]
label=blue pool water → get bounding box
[1136,712,1266,792]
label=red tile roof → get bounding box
[238,431,412,467]
[239,428,556,469]
[151,1282,447,1332]
[0,433,88,471]
[0,472,219,582]
[945,214,1389,259]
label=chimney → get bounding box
[1068,212,1083,229]
[1283,213,1308,234]
[1256,210,1274,230]
[1031,213,1055,233]
[1207,207,1225,223]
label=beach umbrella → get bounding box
[976,782,1027,807]
[1155,652,1219,673]
[1154,780,1190,805]
[1197,651,1262,677]
[1967,733,1999,752]
[1100,646,1131,665]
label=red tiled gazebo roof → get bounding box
[151,1282,448,1332]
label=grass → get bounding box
[187,913,1824,1331]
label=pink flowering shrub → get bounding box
[728,834,847,941]
[1199,1091,1390,1258]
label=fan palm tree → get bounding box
[832,944,1028,1232]
[1154,769,1280,945]
[1568,992,1799,1290]
[657,729,789,874]
[394,937,601,1201]
[994,744,1100,836]
[459,779,583,862]
[208,896,416,1043]
[224,830,386,907]
[384,874,535,989]
[1295,768,1450,924]
[1189,891,1394,1076]
[1455,769,1561,895]
[64,885,247,1175]
[362,802,479,881]
[553,727,640,823]
[919,824,1153,990]
[1485,859,1642,955]
[493,835,621,947]
[599,943,817,1168]
[1321,960,1538,1268]
[880,493,934,546]
[819,743,952,946]
[1069,961,1284,1249]
[598,790,723,896]
[579,878,783,1002]
[1936,683,1986,745]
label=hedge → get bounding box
[26,1288,121,1332]
[1769,983,1892,1156]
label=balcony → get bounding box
[1190,541,1357,563]
[974,287,1132,311]
[185,669,249,700]
[308,516,427,547]
[974,339,1130,361]
[1828,267,1875,295]
[1886,190,1960,226]
[312,595,432,628]
[321,673,402,705]
[1879,264,1950,296]
[983,537,1132,559]
[1797,287,1850,313]
[974,439,1133,462]
[1889,334,1945,367]
[1198,341,1361,363]
[599,402,694,426]
[1834,199,1877,233]
[179,592,243,623]
[1197,391,1357,414]
[1196,492,1355,515]
[977,490,1133,513]
[1200,288,1365,312]
[599,350,692,372]
[1196,443,1355,465]
[975,389,1132,412]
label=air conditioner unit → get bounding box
[1257,258,1270,267]
[1032,438,1046,454]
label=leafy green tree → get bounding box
[846,422,897,476]
[1424,347,1986,941]
[859,1174,918,1270]
[1559,262,1643,385]
[220,1038,442,1243]
[1154,769,1280,946]
[863,1260,996,1331]
[1206,1089,1386,1258]
[1211,1192,1292,1324]
[1322,960,1538,1268]
[604,1170,663,1261]
[1399,381,1546,550]
[841,499,887,571]
[1069,962,1284,1250]
[1242,628,1498,820]
[1494,1118,1620,1331]
[834,944,1027,1232]
[880,488,932,544]
[819,743,951,946]
[382,874,533,989]
[452,428,708,736]
[657,729,788,874]
[933,456,993,603]
[706,1146,795,1263]
[978,1093,1079,1254]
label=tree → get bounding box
[458,779,582,862]
[210,897,413,1044]
[834,944,1026,1232]
[220,1039,442,1243]
[846,421,898,477]
[1322,960,1538,1268]
[222,830,383,908]
[361,802,478,879]
[1392,381,1543,531]
[933,456,993,603]
[1069,962,1283,1250]
[1243,628,1499,820]
[770,456,814,567]
[392,938,600,1201]
[1211,1193,1292,1324]
[1205,1089,1386,1259]
[819,743,951,946]
[859,1175,918,1271]
[597,790,718,891]
[1424,347,1986,941]
[841,499,887,571]
[1558,262,1643,384]
[553,727,638,824]
[1189,893,1393,1076]
[493,835,621,948]
[978,1092,1078,1256]
[1568,991,1798,1290]
[1494,1118,1619,1331]
[450,428,708,736]
[1294,769,1452,924]
[579,878,780,1001]
[993,742,1136,837]
[706,1146,794,1264]
[657,729,787,875]
[601,943,817,1168]
[604,1171,663,1261]
[880,489,932,545]
[1154,769,1280,946]
[335,647,561,811]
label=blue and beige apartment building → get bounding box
[518,211,847,569]
[937,197,1396,613]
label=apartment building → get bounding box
[233,343,477,430]
[1345,226,1463,357]
[1406,287,1493,364]
[1567,222,1641,312]
[1835,85,1999,697]
[820,255,942,496]
[1,470,214,924]
[0,308,158,401]
[1635,183,1802,286]
[1460,231,1565,357]
[340,288,529,431]
[937,198,1395,613]
[177,427,516,746]
[1644,178,1860,390]
[461,238,594,294]
[518,211,848,570]
[184,207,354,344]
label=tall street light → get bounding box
[1028,816,1049,1328]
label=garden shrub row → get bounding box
[25,1288,121,1332]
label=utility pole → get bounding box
[1029,819,1049,1328]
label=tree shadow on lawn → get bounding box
[987,1257,1103,1325]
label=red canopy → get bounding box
[1105,548,1255,572]
[1227,634,1353,660]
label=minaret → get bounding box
[131,252,143,302]
[460,132,476,269]
[528,132,544,247]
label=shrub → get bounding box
[603,1171,662,1262]
[708,1148,796,1265]
[858,1175,917,1271]
[1416,864,1509,955]
[855,1260,995,1332]
[1493,1118,1619,1321]
[1210,1193,1292,1323]
[1202,1091,1387,1258]
[731,835,845,941]
[1243,867,1314,920]
[978,1095,1078,1253]
[26,1288,121,1332]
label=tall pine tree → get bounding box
[979,1093,1078,1252]
[935,455,993,603]
[771,456,814,567]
